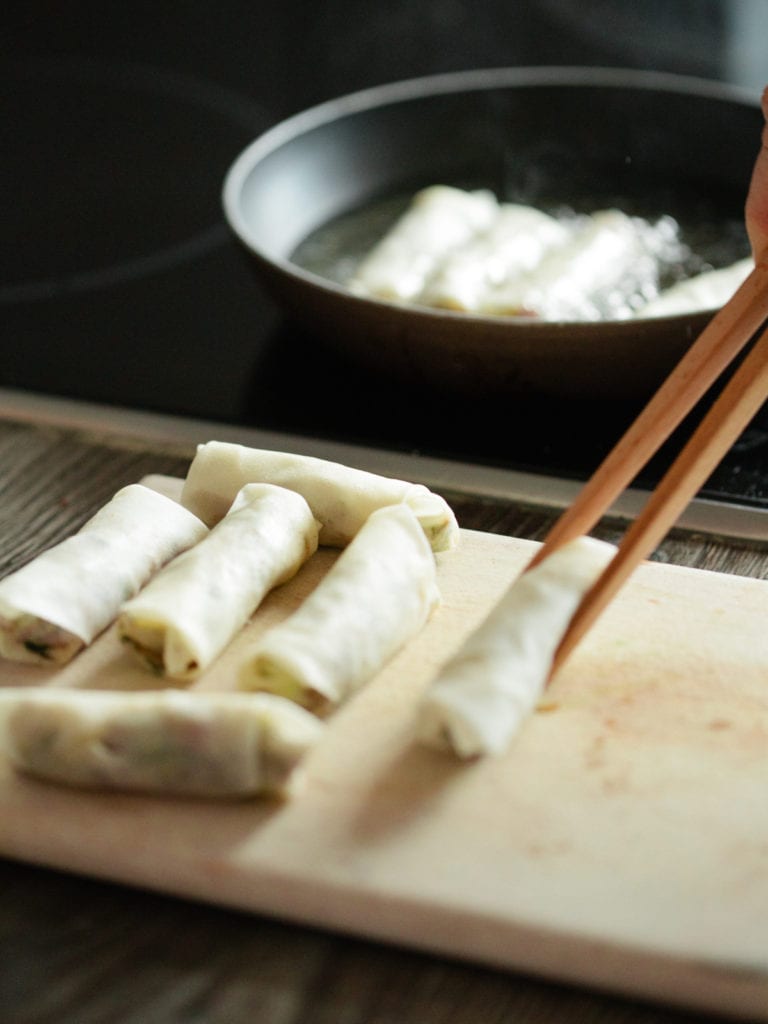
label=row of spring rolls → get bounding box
[0,443,456,797]
[348,184,753,322]
[0,439,622,799]
[0,442,457,673]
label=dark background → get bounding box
[5,1,762,116]
[2,1,767,494]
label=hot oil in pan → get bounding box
[292,195,409,287]
[291,188,750,321]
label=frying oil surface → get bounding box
[293,188,750,322]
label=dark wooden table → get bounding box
[1,408,765,1024]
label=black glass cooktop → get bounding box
[3,1,767,507]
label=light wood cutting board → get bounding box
[1,476,767,1020]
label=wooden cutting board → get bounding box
[1,476,767,1019]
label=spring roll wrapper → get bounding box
[180,441,459,552]
[239,504,440,712]
[480,209,650,320]
[119,484,319,681]
[0,485,208,666]
[347,185,499,302]
[634,257,754,319]
[417,536,616,758]
[417,204,570,312]
[0,688,323,798]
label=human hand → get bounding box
[746,86,768,261]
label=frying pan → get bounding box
[222,67,761,400]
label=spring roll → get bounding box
[0,688,323,798]
[480,209,650,320]
[634,257,754,318]
[119,483,319,681]
[0,485,208,666]
[348,185,498,302]
[180,441,459,552]
[417,536,616,758]
[239,504,440,712]
[417,203,570,312]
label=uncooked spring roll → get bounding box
[180,441,459,552]
[0,688,323,798]
[119,483,319,680]
[417,536,616,758]
[0,484,208,666]
[348,185,498,302]
[239,504,440,712]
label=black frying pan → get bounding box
[222,67,761,400]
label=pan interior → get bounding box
[224,71,760,398]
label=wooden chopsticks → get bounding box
[530,262,768,678]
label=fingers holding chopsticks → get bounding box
[746,85,768,262]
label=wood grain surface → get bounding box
[1,417,767,1024]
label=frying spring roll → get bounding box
[119,483,319,680]
[634,257,754,319]
[239,504,440,712]
[348,185,498,302]
[417,204,570,312]
[0,485,208,666]
[180,441,459,552]
[0,688,323,798]
[480,209,650,320]
[417,536,616,758]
